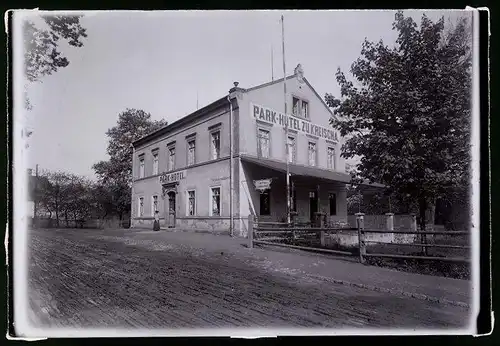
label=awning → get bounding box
[240,154,351,184]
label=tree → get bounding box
[93,109,167,220]
[23,15,87,109]
[326,12,472,252]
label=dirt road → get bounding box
[28,228,469,330]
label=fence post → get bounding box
[410,214,417,243]
[385,212,394,243]
[356,212,365,264]
[248,214,254,249]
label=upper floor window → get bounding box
[258,129,270,158]
[287,136,296,163]
[152,151,159,175]
[292,97,309,119]
[139,155,145,178]
[308,142,317,166]
[327,147,336,170]
[168,146,176,171]
[301,100,309,119]
[187,139,196,166]
[211,131,221,160]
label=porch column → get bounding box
[316,184,320,213]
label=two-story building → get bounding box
[131,65,352,237]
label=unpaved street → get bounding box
[28,228,469,330]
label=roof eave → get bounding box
[132,95,229,148]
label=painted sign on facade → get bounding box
[251,103,339,142]
[254,178,272,191]
[159,170,187,184]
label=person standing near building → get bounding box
[153,210,160,231]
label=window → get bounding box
[139,156,145,178]
[292,96,309,119]
[301,100,309,119]
[187,190,196,216]
[292,97,300,116]
[152,195,159,215]
[327,147,336,170]
[138,197,144,217]
[308,142,317,166]
[210,187,221,216]
[287,136,296,163]
[152,151,159,175]
[259,190,271,215]
[211,131,221,160]
[329,193,337,216]
[168,146,175,171]
[258,129,270,158]
[187,139,196,166]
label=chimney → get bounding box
[229,81,244,94]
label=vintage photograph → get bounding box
[11,9,480,337]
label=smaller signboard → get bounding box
[159,170,187,184]
[254,178,272,191]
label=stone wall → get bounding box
[324,230,418,248]
[176,217,243,236]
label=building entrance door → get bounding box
[167,191,176,228]
[309,191,318,224]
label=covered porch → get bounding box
[239,154,352,225]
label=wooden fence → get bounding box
[247,215,470,264]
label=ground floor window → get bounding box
[329,193,337,215]
[187,190,196,216]
[210,187,221,216]
[138,197,144,217]
[152,195,159,215]
[260,189,271,215]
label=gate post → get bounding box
[356,212,366,264]
[385,212,394,243]
[248,214,254,249]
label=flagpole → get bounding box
[281,15,290,225]
[271,44,274,81]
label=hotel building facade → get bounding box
[131,66,352,237]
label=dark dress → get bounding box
[153,214,160,231]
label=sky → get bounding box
[20,10,467,179]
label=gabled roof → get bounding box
[245,74,338,121]
[133,73,337,148]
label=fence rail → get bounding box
[247,215,470,265]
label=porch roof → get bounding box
[240,154,352,184]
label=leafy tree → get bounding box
[23,15,87,110]
[93,109,168,220]
[326,12,472,251]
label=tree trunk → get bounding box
[55,200,60,227]
[418,196,428,256]
[65,211,69,228]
